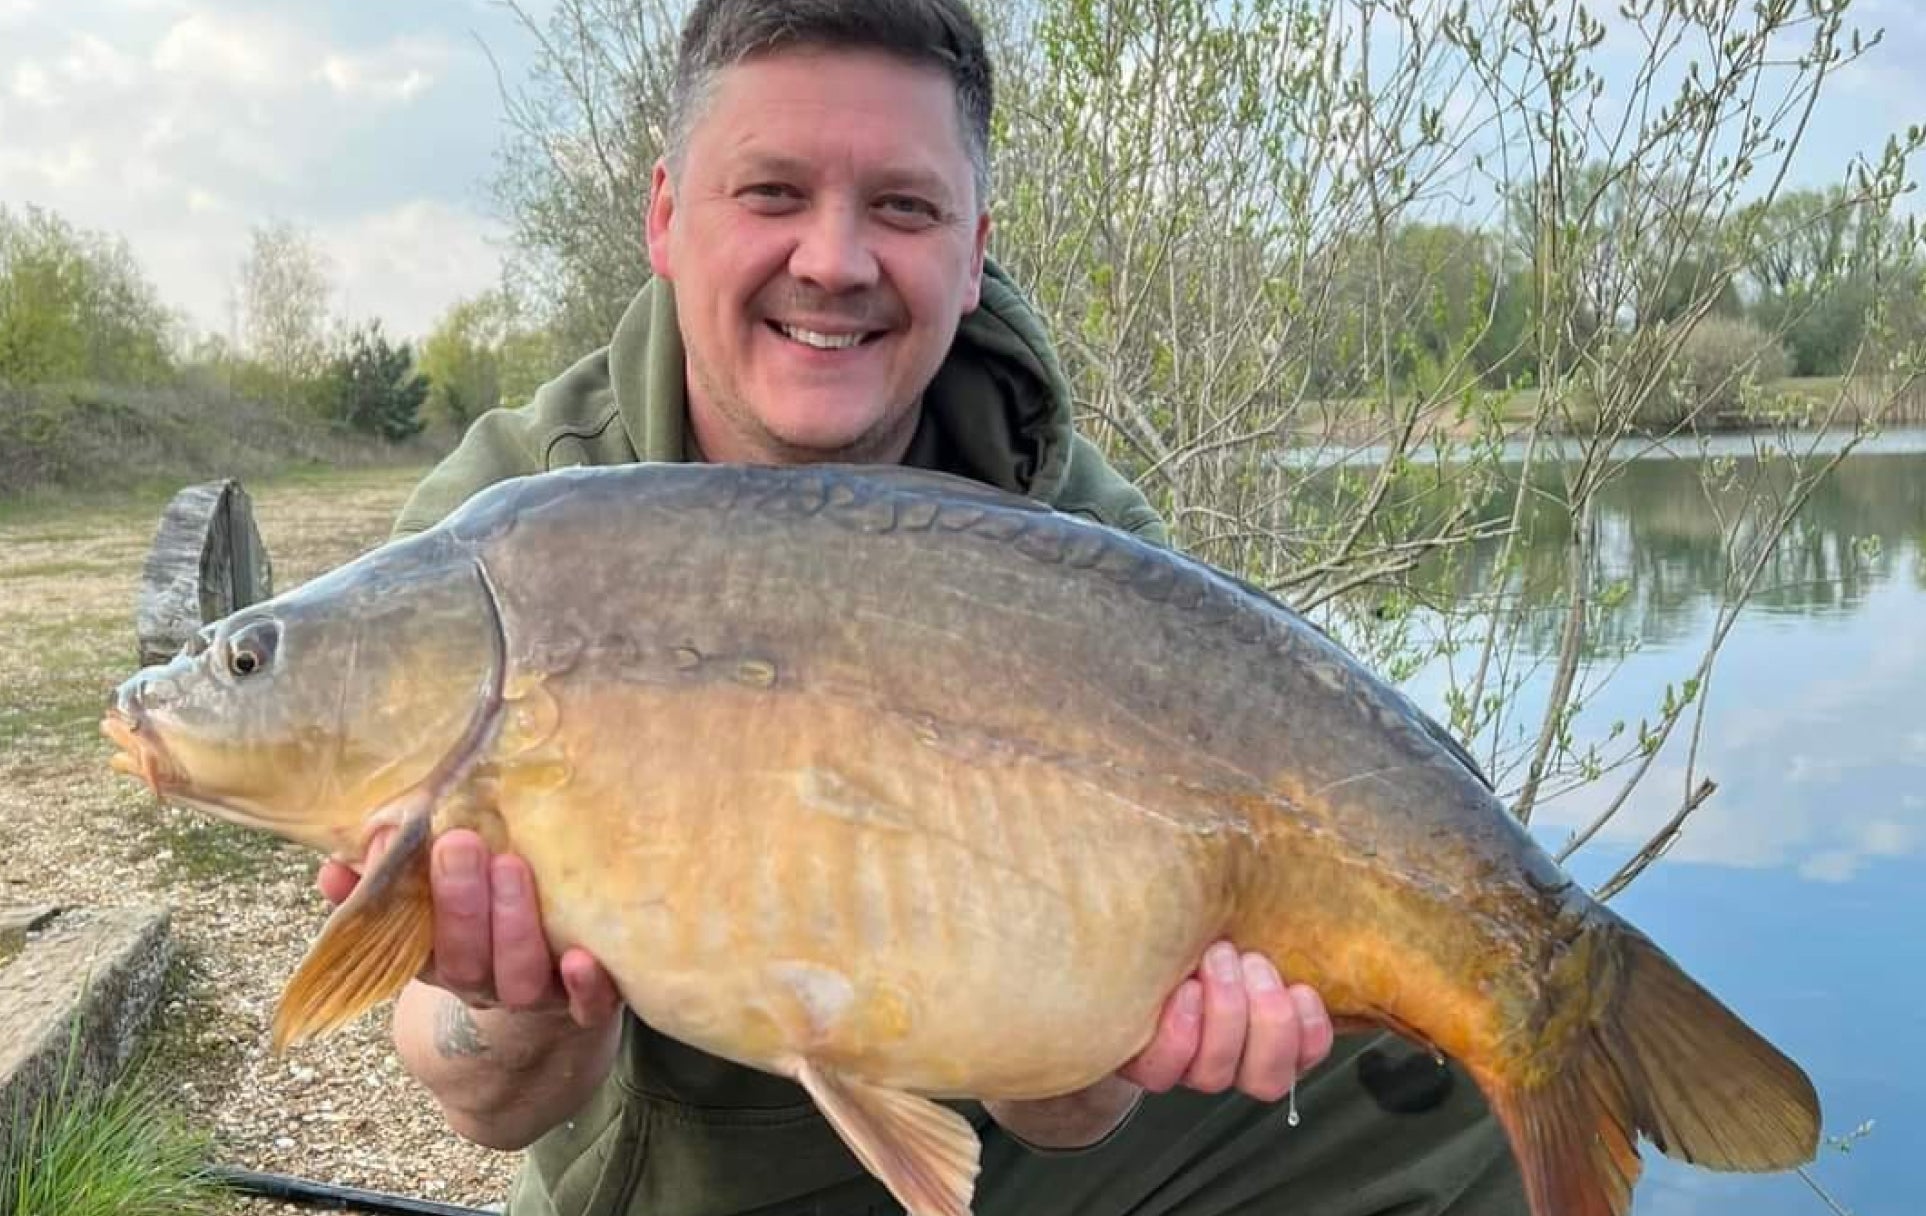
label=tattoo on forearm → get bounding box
[435,998,489,1059]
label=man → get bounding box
[322,1,1528,1213]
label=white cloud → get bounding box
[151,11,303,93]
[320,201,510,341]
[60,32,136,90]
[317,36,450,105]
[11,61,53,105]
[1798,851,1861,883]
[0,2,526,342]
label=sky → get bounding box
[1,0,1922,348]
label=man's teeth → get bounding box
[779,324,866,350]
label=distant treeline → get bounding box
[5,0,1925,505]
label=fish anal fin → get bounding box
[796,1061,981,1216]
[1476,921,1821,1216]
[271,806,435,1052]
[1481,1053,1640,1216]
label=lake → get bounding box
[1372,426,1923,1215]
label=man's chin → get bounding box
[756,406,918,466]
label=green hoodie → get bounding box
[392,259,1166,546]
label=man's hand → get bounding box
[1119,940,1333,1101]
[316,828,623,1028]
[986,941,1334,1151]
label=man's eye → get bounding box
[878,196,939,223]
[743,183,797,200]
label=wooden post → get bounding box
[136,479,274,667]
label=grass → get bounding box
[1,1031,229,1216]
[136,809,298,884]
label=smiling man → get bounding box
[327,2,1528,1214]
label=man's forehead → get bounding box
[689,50,972,187]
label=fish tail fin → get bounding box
[271,808,435,1052]
[1476,921,1820,1216]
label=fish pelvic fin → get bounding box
[270,805,434,1052]
[1480,920,1821,1216]
[795,1061,981,1216]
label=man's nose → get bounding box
[788,203,879,294]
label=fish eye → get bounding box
[225,620,279,680]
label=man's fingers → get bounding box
[316,823,398,906]
[1119,979,1202,1092]
[559,948,622,1027]
[1233,954,1300,1102]
[1181,942,1250,1093]
[315,860,358,906]
[490,854,557,1009]
[1290,983,1335,1071]
[429,831,494,1000]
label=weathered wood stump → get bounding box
[136,479,274,666]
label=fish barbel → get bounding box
[102,462,1819,1216]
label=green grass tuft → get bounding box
[1,1045,228,1216]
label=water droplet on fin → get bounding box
[1285,1082,1300,1128]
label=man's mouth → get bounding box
[769,321,883,351]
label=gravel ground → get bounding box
[0,466,520,1214]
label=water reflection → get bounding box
[1364,429,1926,1215]
[1425,443,1926,652]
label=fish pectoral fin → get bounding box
[270,805,435,1053]
[796,1061,981,1216]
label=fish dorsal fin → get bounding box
[271,803,434,1051]
[796,1061,982,1216]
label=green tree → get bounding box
[421,288,568,428]
[319,320,428,441]
[0,204,177,386]
[235,221,335,403]
[487,0,683,355]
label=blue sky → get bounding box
[1,0,1921,346]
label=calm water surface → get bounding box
[1379,428,1924,1214]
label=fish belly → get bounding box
[496,677,1239,1100]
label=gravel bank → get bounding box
[0,467,520,1213]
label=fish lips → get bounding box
[101,697,186,798]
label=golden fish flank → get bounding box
[103,461,1822,1216]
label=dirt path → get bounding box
[0,467,520,1213]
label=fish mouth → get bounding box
[101,706,186,796]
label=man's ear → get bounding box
[646,160,675,278]
[962,209,991,313]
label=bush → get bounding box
[1646,316,1791,430]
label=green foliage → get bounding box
[420,288,566,427]
[0,204,178,387]
[1651,317,1792,429]
[235,220,334,393]
[2,1041,223,1216]
[0,381,425,500]
[317,321,430,441]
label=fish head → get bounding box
[102,536,504,857]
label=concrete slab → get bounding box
[0,904,173,1160]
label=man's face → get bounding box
[647,46,991,466]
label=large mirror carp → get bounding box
[103,461,1819,1216]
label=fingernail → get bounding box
[1242,953,1283,993]
[1290,985,1325,1028]
[438,842,482,882]
[1176,982,1202,1021]
[1207,942,1240,982]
